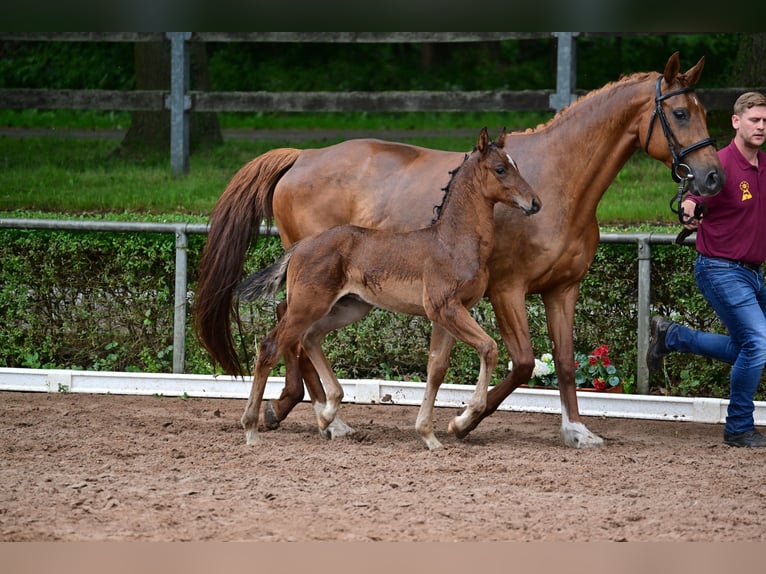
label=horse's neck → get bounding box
[433,176,495,252]
[524,74,656,216]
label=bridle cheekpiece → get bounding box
[644,75,716,184]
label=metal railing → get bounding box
[0,217,693,393]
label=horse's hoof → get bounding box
[447,418,462,438]
[244,428,259,446]
[326,416,355,439]
[447,414,474,440]
[561,422,604,449]
[423,437,445,451]
[319,427,333,440]
[263,400,281,431]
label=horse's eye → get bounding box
[673,109,689,121]
[495,167,506,175]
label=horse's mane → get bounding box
[431,152,470,225]
[520,71,656,135]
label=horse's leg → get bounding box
[424,304,498,438]
[242,296,327,444]
[241,326,286,445]
[265,298,371,436]
[262,300,310,430]
[414,323,455,450]
[542,287,604,448]
[302,298,373,438]
[449,288,535,439]
[299,329,346,437]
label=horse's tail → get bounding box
[236,243,297,302]
[194,147,301,377]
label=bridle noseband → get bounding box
[644,76,716,184]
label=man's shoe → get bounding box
[647,316,672,373]
[724,429,766,448]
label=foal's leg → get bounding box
[241,304,322,445]
[449,288,535,439]
[265,298,371,438]
[300,327,346,436]
[426,303,498,438]
[414,323,455,450]
[262,300,314,429]
[241,326,287,445]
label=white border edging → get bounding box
[2,367,764,426]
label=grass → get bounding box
[0,109,684,228]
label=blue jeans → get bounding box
[664,255,766,435]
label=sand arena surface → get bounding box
[1,390,765,542]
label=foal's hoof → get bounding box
[262,400,281,431]
[447,412,476,440]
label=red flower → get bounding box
[591,344,609,357]
[593,378,607,391]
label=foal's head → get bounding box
[472,127,541,216]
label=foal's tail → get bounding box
[237,244,296,303]
[193,147,302,377]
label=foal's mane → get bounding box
[430,143,490,225]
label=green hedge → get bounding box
[1,227,757,400]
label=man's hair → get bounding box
[734,92,766,116]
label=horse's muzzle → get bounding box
[690,167,725,197]
[523,198,542,216]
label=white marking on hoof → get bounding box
[423,435,444,451]
[561,421,604,449]
[313,402,355,439]
[326,416,355,439]
[244,428,259,446]
[447,409,473,437]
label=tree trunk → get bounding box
[709,33,766,143]
[731,32,766,87]
[119,40,222,157]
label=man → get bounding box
[648,91,766,447]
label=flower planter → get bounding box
[520,381,624,394]
[576,382,624,394]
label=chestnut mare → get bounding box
[195,52,724,448]
[234,128,540,449]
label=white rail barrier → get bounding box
[2,367,764,426]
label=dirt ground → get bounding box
[1,390,765,542]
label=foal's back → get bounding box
[287,220,487,318]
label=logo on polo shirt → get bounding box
[741,181,753,201]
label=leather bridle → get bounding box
[644,76,717,184]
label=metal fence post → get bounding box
[166,32,191,175]
[549,32,578,112]
[173,227,189,373]
[636,238,651,394]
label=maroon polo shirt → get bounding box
[690,140,766,265]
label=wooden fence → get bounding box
[0,32,754,173]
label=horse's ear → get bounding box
[477,127,490,154]
[663,51,681,84]
[682,55,705,87]
[495,127,508,148]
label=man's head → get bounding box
[733,92,766,116]
[732,92,766,150]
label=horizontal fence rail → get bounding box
[2,32,762,173]
[0,217,695,393]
